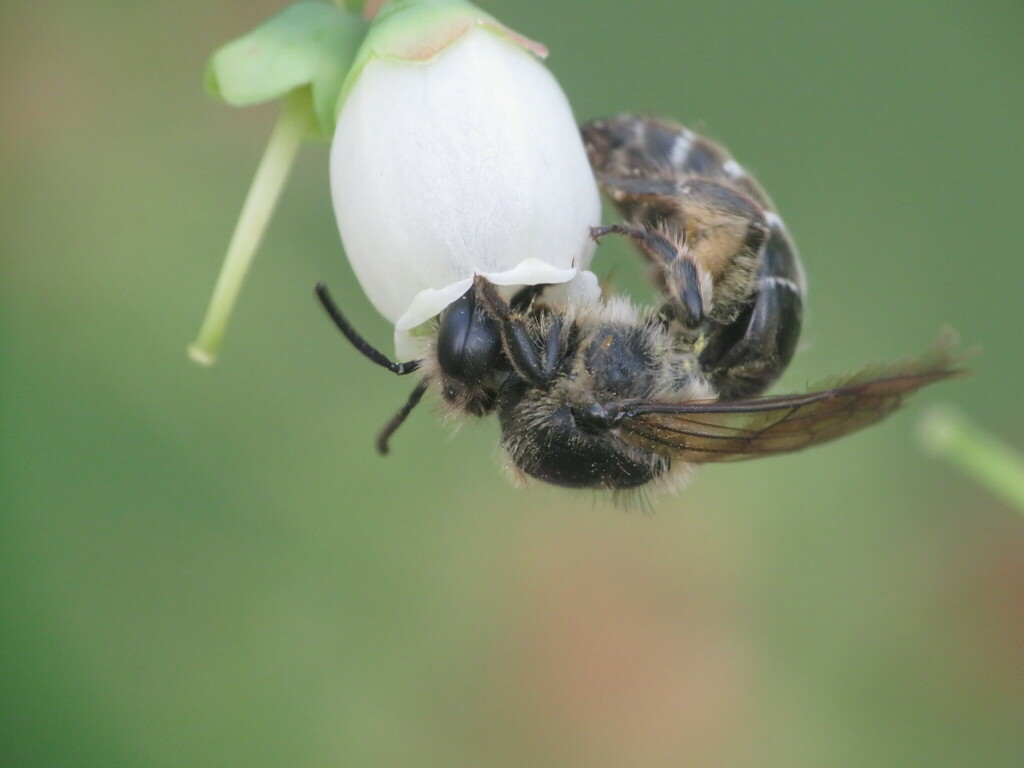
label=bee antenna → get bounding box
[315,282,421,375]
[376,379,429,455]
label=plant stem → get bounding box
[920,407,1024,515]
[334,0,384,19]
[188,90,312,365]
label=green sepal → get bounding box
[205,1,369,137]
[337,0,547,113]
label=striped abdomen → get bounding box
[582,114,805,398]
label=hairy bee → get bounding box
[316,115,963,491]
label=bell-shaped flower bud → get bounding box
[330,0,601,355]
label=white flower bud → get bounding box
[330,15,601,355]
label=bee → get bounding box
[315,114,964,491]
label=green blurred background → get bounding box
[3,1,1022,766]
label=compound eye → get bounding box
[436,289,501,382]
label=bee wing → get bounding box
[618,332,970,463]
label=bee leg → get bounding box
[473,276,562,387]
[376,379,430,455]
[594,174,679,200]
[699,224,805,399]
[315,282,421,375]
[591,223,706,328]
[592,174,680,224]
[509,283,549,311]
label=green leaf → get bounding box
[205,1,368,136]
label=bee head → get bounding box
[495,373,668,491]
[435,284,674,490]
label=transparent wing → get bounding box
[619,332,970,463]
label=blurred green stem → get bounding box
[335,0,386,18]
[920,407,1024,515]
[188,90,313,365]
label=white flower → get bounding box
[330,5,601,356]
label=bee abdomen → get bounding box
[582,114,807,399]
[583,115,712,182]
[583,115,770,203]
[701,214,805,399]
[760,212,805,295]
